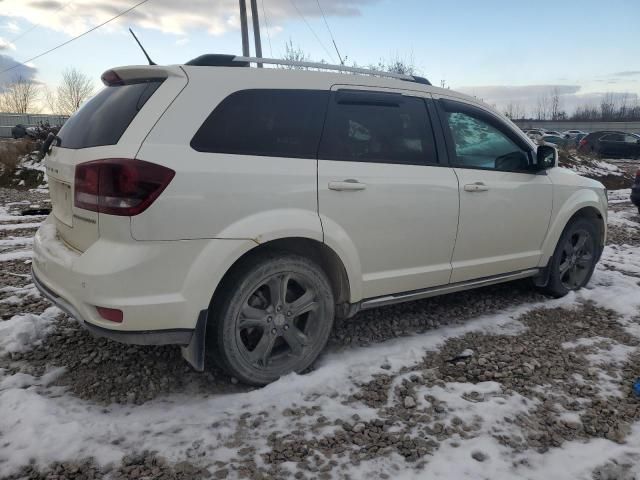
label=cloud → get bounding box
[457,84,639,117]
[4,22,21,33]
[0,0,378,37]
[614,71,640,77]
[0,54,38,86]
[458,84,580,103]
[175,37,189,46]
[0,38,16,51]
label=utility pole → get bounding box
[239,0,250,57]
[249,0,263,67]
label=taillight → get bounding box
[74,159,174,216]
[579,139,587,148]
[636,169,640,182]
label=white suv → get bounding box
[33,55,607,385]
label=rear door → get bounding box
[317,87,459,299]
[598,133,624,156]
[45,67,187,251]
[435,97,553,282]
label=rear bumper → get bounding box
[31,216,256,372]
[31,215,253,336]
[32,266,193,346]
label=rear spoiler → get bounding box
[101,65,185,86]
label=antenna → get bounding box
[129,28,156,65]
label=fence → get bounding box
[0,113,69,138]
[514,120,640,134]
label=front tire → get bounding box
[541,218,599,298]
[211,253,334,386]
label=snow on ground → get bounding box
[562,154,626,178]
[608,189,632,204]
[0,186,639,479]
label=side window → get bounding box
[318,92,437,165]
[191,89,328,158]
[602,133,623,142]
[625,134,639,144]
[441,102,530,171]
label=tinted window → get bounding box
[318,92,437,165]
[624,134,639,143]
[191,89,328,159]
[58,81,162,149]
[602,133,624,142]
[442,101,530,171]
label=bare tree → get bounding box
[504,102,525,120]
[550,87,561,120]
[535,92,550,120]
[0,75,41,113]
[599,92,617,121]
[56,68,94,115]
[42,86,58,114]
[372,52,417,76]
[281,39,311,68]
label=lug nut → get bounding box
[283,325,289,331]
[276,306,282,312]
[286,311,292,317]
[271,328,277,335]
[267,316,272,323]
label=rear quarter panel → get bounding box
[132,67,336,242]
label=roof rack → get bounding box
[184,54,431,86]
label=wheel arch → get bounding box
[208,237,356,320]
[539,196,606,268]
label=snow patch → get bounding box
[0,307,61,354]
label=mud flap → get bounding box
[181,309,208,372]
[533,262,551,287]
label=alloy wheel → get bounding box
[558,228,595,290]
[235,272,321,370]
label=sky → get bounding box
[0,0,638,115]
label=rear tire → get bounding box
[540,218,599,298]
[210,253,334,386]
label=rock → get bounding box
[214,468,229,479]
[471,450,488,462]
[352,423,366,433]
[404,396,416,409]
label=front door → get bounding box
[317,88,460,299]
[436,97,553,283]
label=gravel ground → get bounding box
[1,185,640,479]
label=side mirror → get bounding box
[536,144,557,170]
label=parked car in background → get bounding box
[544,130,562,137]
[32,56,608,385]
[574,132,588,147]
[562,130,586,138]
[578,131,640,158]
[632,169,640,214]
[11,124,27,139]
[540,134,570,148]
[525,129,546,140]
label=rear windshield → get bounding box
[58,80,162,149]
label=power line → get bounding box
[314,0,343,65]
[8,0,75,44]
[260,0,273,57]
[287,0,335,63]
[0,0,153,76]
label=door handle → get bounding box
[463,182,489,192]
[328,179,367,191]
